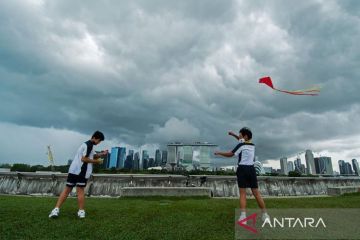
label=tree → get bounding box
[11,164,31,172]
[0,163,12,168]
[288,171,302,177]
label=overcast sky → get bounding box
[1,0,359,171]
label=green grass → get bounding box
[1,193,360,240]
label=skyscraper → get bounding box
[109,147,119,168]
[345,162,353,175]
[117,147,126,168]
[133,152,140,171]
[167,144,180,169]
[142,150,149,170]
[352,159,359,176]
[161,150,168,166]
[148,158,155,168]
[124,150,134,169]
[182,145,193,170]
[305,150,316,175]
[198,144,215,170]
[287,161,294,172]
[315,157,333,175]
[155,149,162,166]
[280,157,288,175]
[338,160,346,175]
[300,164,306,174]
[294,158,302,173]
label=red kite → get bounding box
[259,76,320,96]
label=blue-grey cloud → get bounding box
[0,0,359,166]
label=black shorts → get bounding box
[66,173,88,188]
[236,165,258,188]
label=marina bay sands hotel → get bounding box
[167,142,217,171]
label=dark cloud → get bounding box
[0,0,359,167]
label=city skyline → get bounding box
[14,146,357,176]
[2,139,357,175]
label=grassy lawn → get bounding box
[1,193,360,240]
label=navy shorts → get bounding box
[66,173,88,188]
[236,165,258,188]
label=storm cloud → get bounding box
[0,0,359,169]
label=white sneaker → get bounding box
[49,208,60,218]
[238,212,247,224]
[77,209,86,219]
[262,212,270,222]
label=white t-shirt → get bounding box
[232,142,255,166]
[68,141,94,179]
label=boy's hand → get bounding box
[99,150,108,157]
[96,159,103,164]
[228,131,236,136]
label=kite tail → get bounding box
[275,89,319,96]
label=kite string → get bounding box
[238,100,250,120]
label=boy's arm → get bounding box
[81,156,102,164]
[214,142,242,158]
[93,150,108,159]
[214,151,234,158]
[228,131,240,140]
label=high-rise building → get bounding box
[124,150,134,169]
[294,158,302,173]
[167,144,179,169]
[182,146,193,170]
[345,162,353,175]
[338,160,346,175]
[287,161,294,172]
[109,147,120,168]
[314,157,320,174]
[300,164,306,174]
[116,147,126,168]
[155,149,162,167]
[148,158,155,168]
[280,157,288,175]
[102,152,111,169]
[305,150,316,175]
[133,152,140,171]
[352,159,359,176]
[324,157,334,175]
[316,157,333,175]
[161,150,168,166]
[142,150,149,170]
[198,144,215,170]
[128,150,134,156]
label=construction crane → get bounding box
[47,145,55,172]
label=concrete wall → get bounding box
[1,172,360,197]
